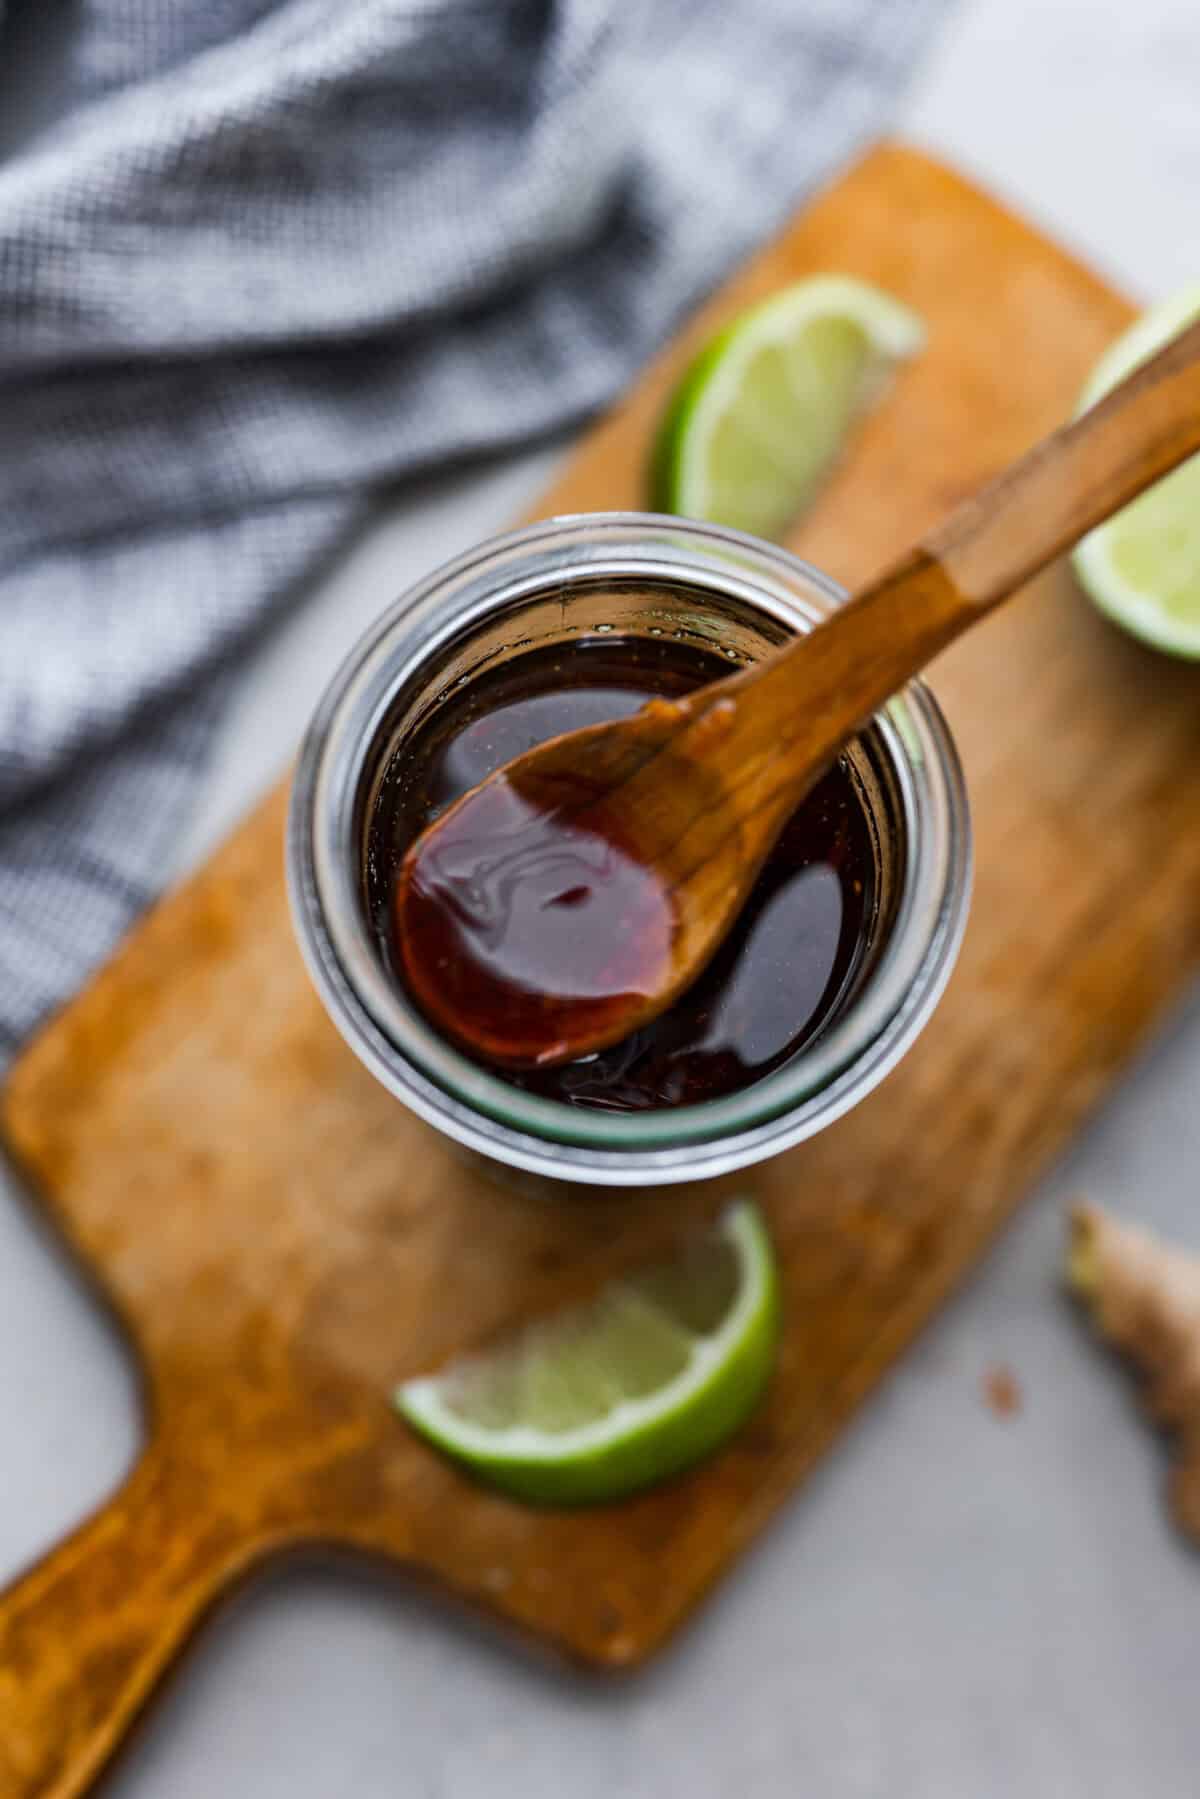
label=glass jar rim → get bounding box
[288,513,971,1184]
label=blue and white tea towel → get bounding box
[0,0,952,1060]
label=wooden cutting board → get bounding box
[4,142,1192,1797]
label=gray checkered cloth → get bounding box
[0,0,951,1062]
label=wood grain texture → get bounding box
[0,142,1185,1794]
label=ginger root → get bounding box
[1068,1203,1200,1537]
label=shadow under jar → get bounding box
[288,515,971,1187]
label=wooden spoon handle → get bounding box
[715,313,1200,835]
[840,311,1200,675]
[0,1443,270,1797]
[927,311,1200,608]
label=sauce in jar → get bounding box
[367,635,877,1112]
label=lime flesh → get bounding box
[653,274,926,540]
[396,1200,779,1505]
[1073,282,1200,657]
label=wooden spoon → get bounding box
[397,317,1200,1070]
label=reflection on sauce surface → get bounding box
[396,772,676,1069]
[367,638,876,1111]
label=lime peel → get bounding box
[1072,281,1200,658]
[396,1199,780,1505]
[653,274,926,540]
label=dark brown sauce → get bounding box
[394,772,675,1069]
[366,637,876,1111]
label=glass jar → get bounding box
[288,514,971,1187]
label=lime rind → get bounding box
[396,1200,780,1505]
[1072,281,1200,658]
[653,274,926,539]
[1076,281,1200,411]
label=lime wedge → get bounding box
[653,274,926,540]
[1073,282,1200,656]
[396,1200,779,1505]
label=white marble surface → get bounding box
[5,0,1200,1792]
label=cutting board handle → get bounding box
[0,1440,268,1798]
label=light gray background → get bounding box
[4,1,1200,1792]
